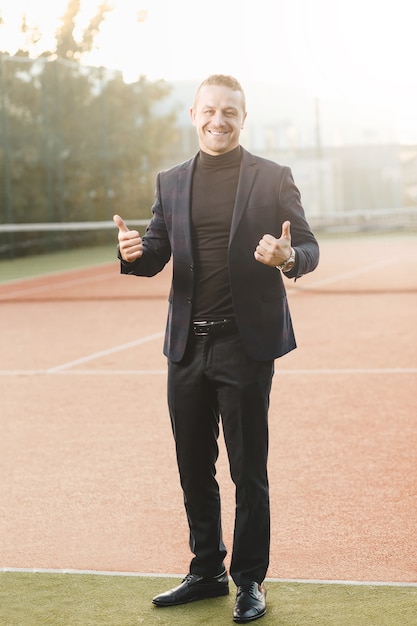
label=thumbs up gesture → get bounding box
[254,220,292,267]
[113,214,143,263]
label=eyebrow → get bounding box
[203,105,239,113]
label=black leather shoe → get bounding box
[233,582,267,623]
[152,570,229,606]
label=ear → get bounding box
[190,107,196,126]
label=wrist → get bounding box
[276,247,296,272]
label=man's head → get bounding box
[190,74,247,156]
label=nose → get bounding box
[212,111,225,127]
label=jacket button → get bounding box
[187,297,192,304]
[190,265,194,271]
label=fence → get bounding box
[0,54,175,228]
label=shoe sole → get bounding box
[233,607,266,623]
[152,584,229,607]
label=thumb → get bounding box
[281,220,291,241]
[113,214,129,233]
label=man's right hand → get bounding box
[113,214,143,263]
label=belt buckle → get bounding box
[194,328,210,336]
[193,321,210,336]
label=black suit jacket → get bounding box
[120,147,319,362]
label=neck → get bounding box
[199,146,241,167]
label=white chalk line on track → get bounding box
[1,567,416,587]
[1,368,417,376]
[289,257,399,291]
[46,332,165,373]
[0,366,417,376]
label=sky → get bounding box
[1,0,417,142]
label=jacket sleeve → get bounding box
[277,166,319,279]
[119,173,172,277]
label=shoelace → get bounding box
[182,573,198,583]
[237,583,259,597]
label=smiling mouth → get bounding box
[209,130,227,136]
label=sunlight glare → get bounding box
[1,0,416,137]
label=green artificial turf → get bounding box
[0,245,116,283]
[1,573,416,626]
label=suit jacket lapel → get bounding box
[172,156,196,263]
[229,147,257,243]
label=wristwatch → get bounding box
[277,247,296,272]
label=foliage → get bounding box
[54,0,113,61]
[0,2,179,257]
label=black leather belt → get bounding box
[193,319,236,337]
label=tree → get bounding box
[55,0,112,60]
[0,3,178,258]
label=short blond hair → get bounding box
[194,75,246,112]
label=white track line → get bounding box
[1,567,416,587]
[46,332,164,373]
[276,368,417,375]
[1,368,416,376]
[0,369,166,376]
[290,257,398,290]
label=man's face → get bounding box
[190,84,247,156]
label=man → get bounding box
[114,74,319,623]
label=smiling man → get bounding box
[190,79,247,155]
[114,75,319,623]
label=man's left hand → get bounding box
[254,220,292,267]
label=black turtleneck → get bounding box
[191,146,241,320]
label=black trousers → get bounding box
[167,329,274,586]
